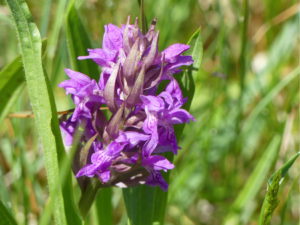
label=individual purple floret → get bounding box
[141,78,195,157]
[59,17,194,191]
[59,69,104,121]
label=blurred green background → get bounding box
[0,0,299,224]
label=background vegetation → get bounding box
[0,0,299,224]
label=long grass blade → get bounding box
[5,0,67,224]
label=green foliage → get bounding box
[176,28,202,137]
[65,0,99,79]
[224,136,281,224]
[0,200,17,225]
[94,188,113,225]
[0,56,24,123]
[0,40,46,123]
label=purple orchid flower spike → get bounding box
[59,17,194,191]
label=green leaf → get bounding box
[65,1,99,79]
[123,28,203,225]
[0,56,24,123]
[0,200,17,225]
[186,28,203,70]
[175,28,203,138]
[0,40,47,123]
[94,188,113,225]
[259,152,300,225]
[223,136,281,225]
[5,0,74,224]
[123,186,157,225]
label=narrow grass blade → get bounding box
[40,0,53,37]
[243,67,300,132]
[223,136,281,225]
[46,0,68,59]
[0,200,17,225]
[123,28,203,225]
[259,152,300,225]
[137,0,148,34]
[238,0,249,100]
[5,0,67,224]
[65,1,99,79]
[44,0,68,78]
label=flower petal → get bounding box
[116,131,149,148]
[97,170,111,183]
[146,170,168,191]
[78,48,117,66]
[142,155,174,171]
[76,164,99,178]
[163,44,190,63]
[169,109,195,124]
[103,24,123,51]
[141,95,164,112]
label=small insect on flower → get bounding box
[59,17,194,191]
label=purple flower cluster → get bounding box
[59,18,194,191]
